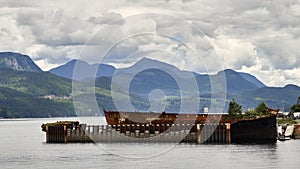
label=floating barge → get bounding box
[41,110,278,144]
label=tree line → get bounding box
[227,96,300,119]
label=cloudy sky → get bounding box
[0,0,299,87]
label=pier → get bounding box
[43,122,231,144]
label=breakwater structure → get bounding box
[42,122,231,144]
[41,114,278,144]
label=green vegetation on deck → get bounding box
[277,118,297,125]
[226,100,274,120]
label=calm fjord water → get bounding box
[1,117,300,169]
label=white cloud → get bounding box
[240,65,300,87]
[88,12,124,25]
[0,0,299,86]
[210,36,256,69]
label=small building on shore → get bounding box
[293,112,300,119]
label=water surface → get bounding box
[1,117,299,169]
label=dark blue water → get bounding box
[1,117,300,169]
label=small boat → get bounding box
[278,125,294,141]
[284,125,294,139]
[278,125,284,141]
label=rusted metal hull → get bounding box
[230,115,277,143]
[41,111,277,144]
[104,110,278,143]
[103,110,234,126]
[293,124,300,139]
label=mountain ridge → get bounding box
[50,58,269,89]
[238,72,266,88]
[0,52,299,117]
[49,59,115,80]
[0,52,42,72]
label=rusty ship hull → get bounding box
[103,110,277,143]
[230,115,277,143]
[104,110,234,125]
